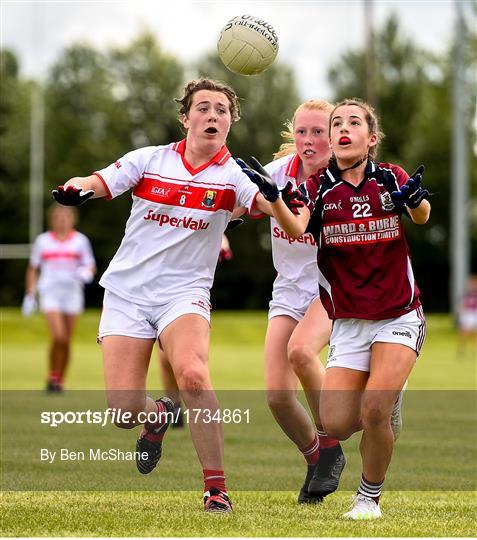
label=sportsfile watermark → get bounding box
[40,407,250,428]
[2,390,476,491]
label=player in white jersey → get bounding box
[22,204,96,392]
[258,101,345,503]
[52,78,272,512]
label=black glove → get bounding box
[391,165,429,210]
[52,185,95,206]
[236,156,279,202]
[297,184,310,206]
[280,181,305,215]
[225,218,244,231]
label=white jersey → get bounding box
[265,154,319,295]
[95,140,260,305]
[30,231,95,294]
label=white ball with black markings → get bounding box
[217,15,279,76]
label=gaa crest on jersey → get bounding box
[202,190,217,208]
[379,191,395,212]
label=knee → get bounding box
[320,403,357,440]
[52,335,69,348]
[287,343,316,374]
[361,401,389,430]
[176,355,209,392]
[266,390,295,413]
[322,420,355,441]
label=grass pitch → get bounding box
[1,309,476,536]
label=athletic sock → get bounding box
[357,474,384,504]
[317,427,340,449]
[143,400,169,443]
[49,371,61,383]
[299,434,320,465]
[203,469,227,493]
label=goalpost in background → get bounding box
[0,84,44,261]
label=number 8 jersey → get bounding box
[94,140,260,305]
[304,160,422,320]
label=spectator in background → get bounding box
[457,275,477,359]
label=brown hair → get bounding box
[175,78,240,122]
[274,100,334,160]
[329,98,384,161]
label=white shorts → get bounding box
[98,289,212,341]
[39,286,84,315]
[326,306,426,372]
[459,311,477,331]
[268,275,319,322]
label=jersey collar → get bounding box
[326,159,377,183]
[172,139,231,176]
[285,153,301,180]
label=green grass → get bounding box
[2,491,476,537]
[1,309,476,536]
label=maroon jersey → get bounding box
[305,161,422,320]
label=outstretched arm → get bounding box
[271,197,310,238]
[237,157,310,237]
[63,174,108,197]
[391,165,431,224]
[408,199,431,224]
[53,174,108,206]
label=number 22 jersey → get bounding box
[304,160,422,320]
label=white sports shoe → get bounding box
[343,494,382,520]
[390,380,408,441]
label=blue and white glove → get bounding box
[52,184,94,206]
[22,293,37,317]
[236,157,279,202]
[391,165,429,210]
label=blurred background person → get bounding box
[456,275,477,359]
[22,204,96,392]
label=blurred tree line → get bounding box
[1,15,476,311]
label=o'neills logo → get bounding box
[144,210,209,230]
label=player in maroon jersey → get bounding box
[239,98,431,520]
